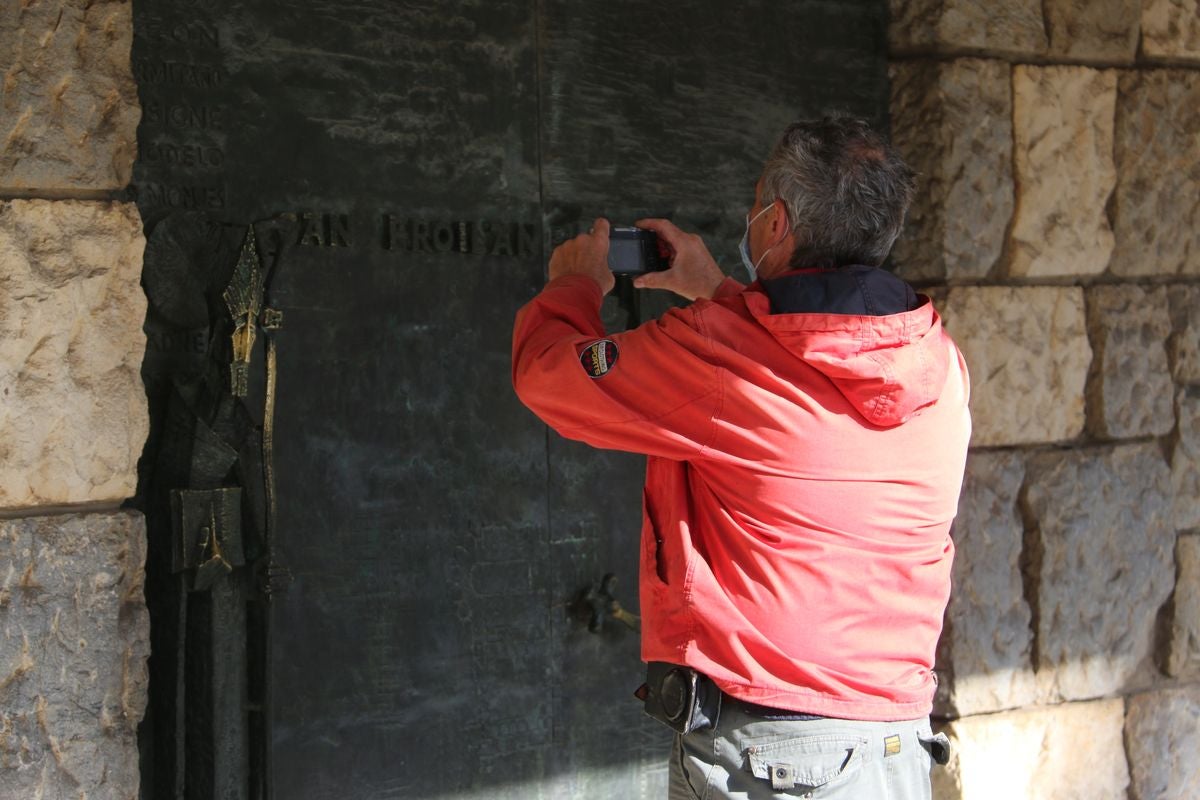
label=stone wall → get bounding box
[0,2,148,799]
[890,2,1200,798]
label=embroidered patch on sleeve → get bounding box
[580,339,619,378]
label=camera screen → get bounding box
[608,239,644,273]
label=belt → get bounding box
[719,690,827,721]
[693,671,827,721]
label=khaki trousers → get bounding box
[667,702,943,800]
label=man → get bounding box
[512,116,970,799]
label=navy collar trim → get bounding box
[760,266,919,317]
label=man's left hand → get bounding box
[549,217,615,296]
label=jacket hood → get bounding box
[745,269,951,427]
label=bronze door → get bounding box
[131,2,888,797]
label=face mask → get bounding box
[738,204,786,282]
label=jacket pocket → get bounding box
[743,734,868,794]
[642,487,668,584]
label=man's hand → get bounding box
[631,218,726,301]
[548,217,615,296]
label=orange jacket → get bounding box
[512,271,970,721]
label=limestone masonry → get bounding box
[0,512,149,800]
[0,199,148,508]
[1009,65,1116,279]
[889,58,1012,282]
[892,1,1200,797]
[0,0,140,191]
[939,286,1091,447]
[1,3,150,800]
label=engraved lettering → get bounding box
[517,223,536,258]
[432,221,454,253]
[329,214,353,247]
[550,224,587,248]
[384,214,409,251]
[140,18,220,48]
[297,212,354,247]
[143,100,224,130]
[142,142,225,168]
[490,223,515,257]
[146,328,210,354]
[377,215,539,258]
[298,212,325,247]
[168,103,221,130]
[413,220,433,253]
[136,182,226,210]
[133,59,227,88]
[472,221,491,255]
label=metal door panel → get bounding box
[131,2,887,797]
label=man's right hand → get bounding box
[631,219,728,302]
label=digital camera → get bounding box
[608,227,668,275]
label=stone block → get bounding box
[889,58,1012,282]
[0,0,140,191]
[1043,0,1141,61]
[1167,534,1200,677]
[1085,285,1175,439]
[932,699,1129,800]
[1125,687,1200,800]
[1168,285,1200,383]
[0,511,149,800]
[1142,0,1200,61]
[1110,70,1200,278]
[888,0,1047,57]
[1173,388,1200,532]
[1009,66,1117,279]
[936,450,1036,718]
[1024,444,1175,701]
[939,286,1091,447]
[0,200,148,509]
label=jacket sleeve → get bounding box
[512,275,723,460]
[712,276,746,299]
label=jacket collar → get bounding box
[760,265,918,317]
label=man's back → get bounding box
[637,268,971,720]
[513,266,971,719]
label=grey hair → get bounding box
[759,116,916,269]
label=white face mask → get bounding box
[738,204,786,282]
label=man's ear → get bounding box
[769,199,791,244]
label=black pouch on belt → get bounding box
[635,662,722,734]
